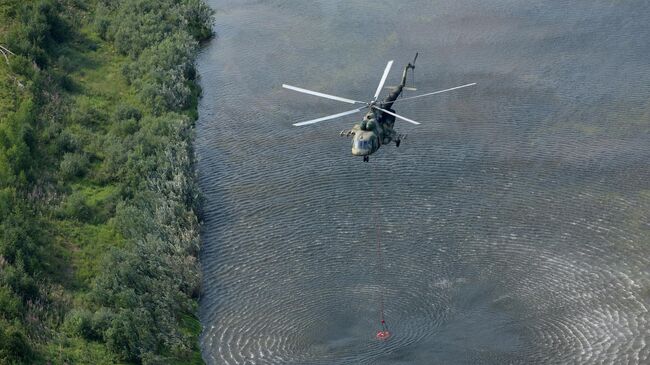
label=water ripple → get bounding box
[196,0,650,364]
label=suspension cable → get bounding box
[376,212,386,331]
[373,167,390,340]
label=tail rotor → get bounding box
[402,52,418,97]
[409,52,418,94]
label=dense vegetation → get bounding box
[0,0,213,363]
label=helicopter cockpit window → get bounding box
[354,139,370,150]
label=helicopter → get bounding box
[283,53,476,162]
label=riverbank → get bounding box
[0,1,213,363]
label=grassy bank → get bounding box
[0,0,213,363]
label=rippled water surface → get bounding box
[195,1,650,364]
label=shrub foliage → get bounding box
[1,0,213,363]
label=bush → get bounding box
[104,0,213,58]
[0,325,33,364]
[0,188,15,218]
[126,31,198,113]
[180,0,215,41]
[0,204,42,276]
[59,191,92,221]
[109,1,173,57]
[0,97,36,184]
[93,6,111,40]
[0,285,23,320]
[114,104,142,122]
[59,152,89,180]
[70,103,107,127]
[96,135,129,183]
[5,0,69,68]
[57,54,75,73]
[62,308,94,339]
[1,265,39,302]
[104,308,157,362]
[54,128,82,154]
[90,307,114,339]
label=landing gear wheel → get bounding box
[396,140,401,147]
[363,155,369,162]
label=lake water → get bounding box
[195,1,650,364]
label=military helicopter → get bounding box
[283,53,476,162]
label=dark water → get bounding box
[195,1,650,364]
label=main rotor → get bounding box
[282,54,476,127]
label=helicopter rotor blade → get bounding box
[389,83,477,104]
[282,84,366,105]
[373,60,394,101]
[293,107,366,126]
[371,105,421,125]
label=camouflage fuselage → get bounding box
[350,108,397,156]
[350,71,406,156]
[349,60,414,157]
